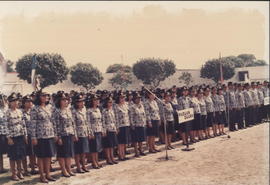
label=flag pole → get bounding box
[219,52,223,84]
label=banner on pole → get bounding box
[178,108,194,124]
[264,97,269,105]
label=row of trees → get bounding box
[200,54,267,82]
[14,53,177,91]
[12,53,267,91]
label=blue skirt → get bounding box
[7,136,26,161]
[89,132,103,153]
[74,137,89,155]
[131,127,146,143]
[216,111,226,125]
[103,132,118,148]
[160,121,175,135]
[207,112,214,127]
[0,135,7,155]
[26,135,35,156]
[34,138,56,158]
[56,135,75,158]
[117,126,130,144]
[179,121,192,133]
[146,120,159,137]
[200,115,207,130]
[192,114,201,131]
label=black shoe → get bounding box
[46,176,57,181]
[112,161,118,164]
[76,169,85,174]
[62,173,71,178]
[134,154,140,158]
[139,151,146,156]
[124,157,130,160]
[106,161,114,165]
[82,167,90,172]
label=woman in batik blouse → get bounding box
[72,94,91,173]
[160,92,175,150]
[102,97,118,165]
[86,94,104,169]
[31,91,57,183]
[144,90,161,153]
[114,92,130,161]
[21,95,37,176]
[6,93,27,181]
[129,92,147,157]
[53,92,77,177]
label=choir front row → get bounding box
[0,81,269,183]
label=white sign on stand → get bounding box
[178,108,194,124]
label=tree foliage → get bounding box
[106,64,132,73]
[237,54,267,67]
[132,58,176,88]
[15,53,69,89]
[200,58,235,83]
[200,54,268,83]
[109,71,132,90]
[178,72,193,86]
[70,63,103,91]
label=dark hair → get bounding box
[103,97,113,109]
[34,93,49,106]
[85,96,99,108]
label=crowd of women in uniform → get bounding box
[0,81,269,183]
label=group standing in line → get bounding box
[0,81,269,183]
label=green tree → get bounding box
[200,58,235,83]
[15,53,69,89]
[70,63,103,91]
[132,58,176,88]
[6,60,15,72]
[237,54,267,67]
[106,64,132,73]
[109,71,132,90]
[178,72,193,86]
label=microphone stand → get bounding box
[142,86,170,160]
[226,91,231,138]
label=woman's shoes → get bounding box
[112,160,118,164]
[68,172,76,176]
[154,149,161,152]
[134,154,140,158]
[139,151,146,156]
[76,169,85,174]
[82,167,90,172]
[62,173,71,178]
[17,172,24,180]
[40,177,49,183]
[149,150,156,154]
[123,157,130,161]
[46,176,57,181]
[92,165,100,169]
[98,164,103,168]
[106,161,114,165]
